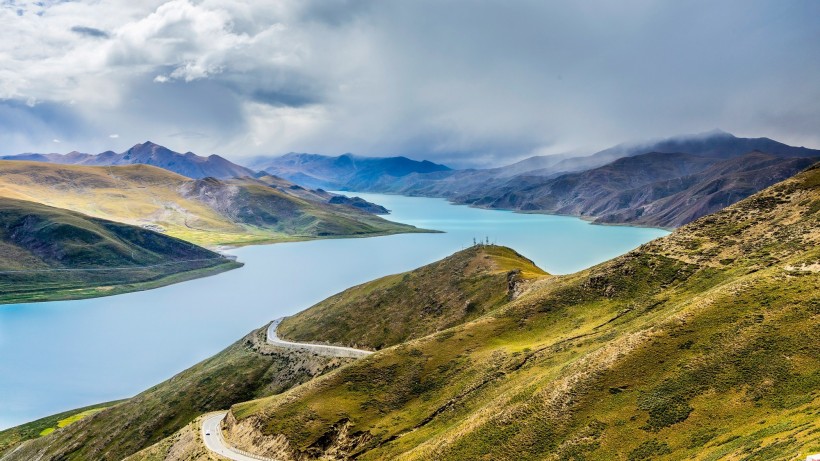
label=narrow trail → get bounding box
[201,318,372,460]
[266,318,373,358]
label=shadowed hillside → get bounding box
[459,151,818,228]
[0,197,240,304]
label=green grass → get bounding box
[0,196,242,304]
[278,245,548,350]
[0,327,355,461]
[0,161,426,248]
[216,162,820,460]
[38,407,110,436]
[0,400,124,456]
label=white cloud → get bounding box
[0,0,818,165]
[109,134,120,138]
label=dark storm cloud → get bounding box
[1,0,819,164]
[70,25,109,38]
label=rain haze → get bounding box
[1,0,818,167]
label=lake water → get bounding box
[0,193,668,429]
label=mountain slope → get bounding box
[459,151,818,228]
[249,153,452,190]
[268,132,820,214]
[0,197,240,304]
[0,161,423,247]
[0,328,355,460]
[211,162,820,460]
[0,246,544,460]
[277,245,547,351]
[2,142,255,179]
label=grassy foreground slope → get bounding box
[220,163,820,460]
[0,328,354,460]
[0,161,422,247]
[0,197,239,304]
[278,245,547,350]
[0,243,544,460]
[0,401,123,456]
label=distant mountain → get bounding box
[458,151,819,227]
[307,131,820,203]
[501,129,820,178]
[2,141,255,179]
[0,161,423,247]
[0,197,239,304]
[247,153,451,190]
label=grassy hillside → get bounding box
[0,242,537,460]
[0,400,123,456]
[0,161,423,247]
[214,162,820,460]
[0,197,240,304]
[278,245,547,350]
[0,327,354,460]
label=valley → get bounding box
[3,3,817,460]
[0,192,666,444]
[3,163,818,460]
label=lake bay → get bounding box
[0,193,667,429]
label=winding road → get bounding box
[202,411,274,461]
[266,318,373,358]
[201,318,372,460]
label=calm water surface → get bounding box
[0,193,667,429]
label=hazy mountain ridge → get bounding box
[458,151,819,228]
[244,132,820,230]
[2,141,255,179]
[249,152,452,190]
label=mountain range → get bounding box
[1,141,254,179]
[4,160,818,460]
[250,130,820,228]
[0,161,421,249]
[458,151,818,227]
[248,152,452,190]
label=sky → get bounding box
[1,0,818,167]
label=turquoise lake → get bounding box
[0,193,668,429]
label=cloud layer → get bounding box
[1,0,818,166]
